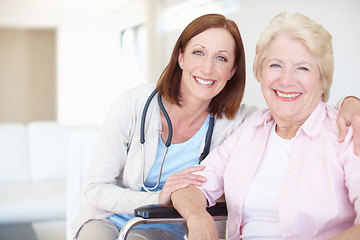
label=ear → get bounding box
[178,49,184,70]
[228,65,236,80]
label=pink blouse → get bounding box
[197,101,360,239]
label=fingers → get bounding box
[351,116,360,156]
[337,112,360,156]
[172,166,206,182]
[177,165,205,174]
[167,165,206,186]
[336,115,347,143]
[337,96,360,155]
[159,165,207,205]
[158,182,189,205]
[167,171,206,187]
[354,134,360,157]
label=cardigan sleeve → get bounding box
[83,85,159,214]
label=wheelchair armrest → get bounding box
[134,201,227,218]
[118,202,227,240]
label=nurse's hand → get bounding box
[337,96,360,156]
[158,165,206,206]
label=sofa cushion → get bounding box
[0,123,29,183]
[0,181,66,224]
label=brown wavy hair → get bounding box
[156,14,246,119]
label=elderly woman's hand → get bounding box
[186,211,219,240]
[337,96,360,156]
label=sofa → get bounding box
[0,121,99,239]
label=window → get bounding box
[120,25,147,90]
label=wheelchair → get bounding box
[119,202,227,240]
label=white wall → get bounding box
[57,0,148,125]
[57,26,122,124]
[0,0,135,125]
[0,0,359,124]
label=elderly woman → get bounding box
[170,13,360,240]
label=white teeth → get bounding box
[276,90,300,98]
[195,77,214,85]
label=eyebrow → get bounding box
[295,61,313,66]
[219,50,231,55]
[267,59,313,66]
[192,44,231,55]
[266,58,283,63]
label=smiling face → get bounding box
[178,28,236,104]
[261,34,323,126]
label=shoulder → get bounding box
[102,83,157,125]
[322,104,354,146]
[110,84,156,110]
[114,84,156,103]
[320,105,358,167]
[231,108,273,137]
[242,108,270,123]
[309,104,354,153]
[210,104,258,149]
[320,104,340,137]
[215,104,258,127]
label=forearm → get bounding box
[171,185,208,220]
[171,185,219,240]
[336,96,360,110]
[330,224,360,240]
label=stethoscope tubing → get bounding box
[140,89,157,145]
[140,89,172,147]
[140,89,172,192]
[140,89,214,192]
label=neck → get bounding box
[162,96,211,126]
[275,121,303,139]
[160,96,210,144]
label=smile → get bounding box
[195,77,214,86]
[276,90,301,99]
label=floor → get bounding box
[32,220,66,240]
[0,223,37,240]
[0,220,66,240]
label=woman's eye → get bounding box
[270,63,281,68]
[216,56,228,62]
[193,50,203,56]
[298,66,309,71]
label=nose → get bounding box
[201,56,214,75]
[278,68,296,86]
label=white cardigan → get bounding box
[71,84,257,236]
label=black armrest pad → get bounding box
[134,202,227,219]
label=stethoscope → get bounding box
[140,89,215,192]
